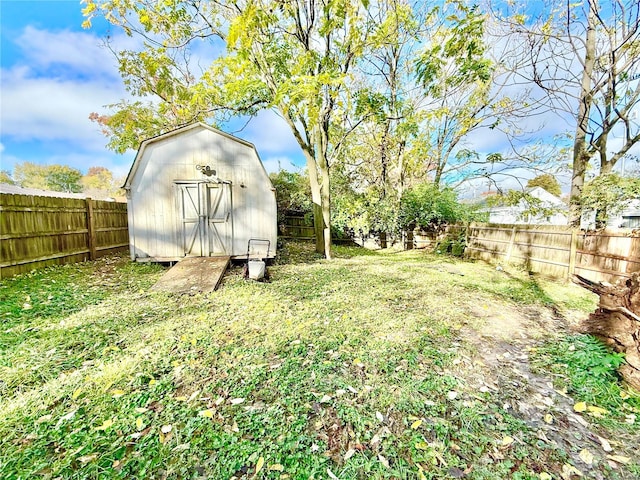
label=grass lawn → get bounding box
[1,241,639,479]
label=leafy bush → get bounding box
[269,170,312,223]
[398,182,474,231]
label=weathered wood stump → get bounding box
[573,273,640,391]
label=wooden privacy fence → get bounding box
[1,193,129,278]
[280,214,315,240]
[465,223,640,283]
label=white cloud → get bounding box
[0,26,141,156]
[17,26,121,78]
[1,66,124,148]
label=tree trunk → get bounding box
[304,153,325,256]
[569,2,597,227]
[573,273,640,392]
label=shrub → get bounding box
[398,182,475,231]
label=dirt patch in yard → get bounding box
[454,303,638,479]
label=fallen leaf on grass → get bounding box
[543,413,554,424]
[586,405,608,417]
[378,454,390,468]
[606,455,630,464]
[36,414,53,424]
[161,424,172,434]
[95,419,113,431]
[501,436,514,447]
[417,465,427,480]
[411,419,423,430]
[561,463,583,478]
[344,448,356,461]
[376,411,384,422]
[255,456,264,474]
[230,398,245,405]
[573,402,587,413]
[327,468,340,480]
[136,418,144,430]
[110,389,126,398]
[130,426,151,440]
[199,409,214,418]
[268,463,284,471]
[579,448,594,465]
[597,436,612,452]
[72,389,82,400]
[539,473,552,480]
[78,453,98,463]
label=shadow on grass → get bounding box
[275,239,378,265]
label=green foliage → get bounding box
[81,166,124,199]
[13,162,83,193]
[416,4,493,94]
[0,170,15,184]
[581,173,640,225]
[398,182,474,231]
[45,165,83,193]
[526,174,562,196]
[531,334,640,432]
[2,246,633,478]
[269,170,312,223]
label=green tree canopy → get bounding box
[13,162,83,193]
[581,173,640,227]
[397,182,474,231]
[526,174,562,197]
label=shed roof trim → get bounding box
[123,123,261,189]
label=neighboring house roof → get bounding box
[484,186,568,225]
[123,122,264,189]
[525,186,566,206]
[0,183,87,199]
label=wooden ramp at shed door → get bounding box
[151,256,230,294]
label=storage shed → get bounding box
[124,123,277,262]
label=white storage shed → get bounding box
[123,123,277,262]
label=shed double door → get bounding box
[175,181,232,257]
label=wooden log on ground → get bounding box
[572,273,640,391]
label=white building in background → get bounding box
[488,186,569,225]
[581,199,640,230]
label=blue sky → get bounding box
[0,0,303,179]
[4,1,633,193]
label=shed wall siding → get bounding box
[128,125,276,260]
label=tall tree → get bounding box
[82,166,123,198]
[494,0,640,225]
[13,162,49,190]
[45,165,84,193]
[84,0,377,258]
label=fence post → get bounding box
[86,198,97,260]
[568,229,578,279]
[505,226,517,262]
[405,229,414,250]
